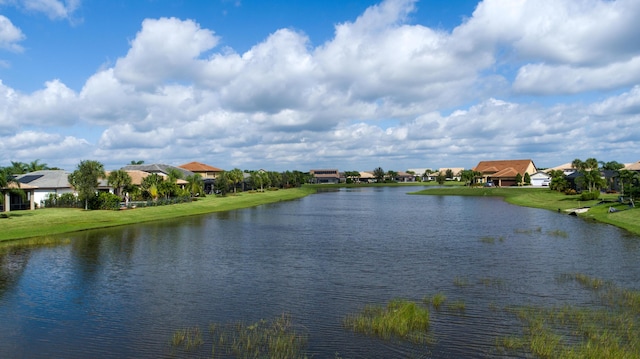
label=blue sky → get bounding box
[1,0,639,172]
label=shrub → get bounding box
[580,191,600,201]
[564,189,577,195]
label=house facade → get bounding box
[310,169,340,184]
[178,161,223,179]
[473,159,537,187]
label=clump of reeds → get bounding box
[423,292,447,310]
[480,236,495,244]
[343,298,430,344]
[447,300,466,313]
[498,274,640,358]
[453,276,469,287]
[547,229,569,238]
[170,327,203,351]
[171,313,308,358]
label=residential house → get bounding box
[310,169,340,184]
[407,168,434,181]
[13,170,75,209]
[530,171,551,187]
[121,163,194,179]
[438,167,465,181]
[395,171,416,182]
[544,162,577,176]
[625,161,640,172]
[473,159,537,187]
[178,161,223,179]
[358,171,375,183]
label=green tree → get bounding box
[524,172,531,185]
[548,170,568,192]
[268,171,282,188]
[445,169,454,180]
[228,168,244,194]
[141,173,163,201]
[9,161,27,175]
[27,159,48,172]
[386,170,398,182]
[373,167,385,183]
[515,173,523,186]
[130,160,145,165]
[422,169,434,182]
[214,171,232,195]
[185,174,204,197]
[436,172,446,185]
[344,170,361,184]
[68,160,105,210]
[572,158,605,192]
[107,170,132,197]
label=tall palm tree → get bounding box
[108,170,132,197]
[228,168,244,194]
[185,174,204,197]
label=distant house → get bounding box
[395,171,416,182]
[437,167,465,181]
[473,159,537,187]
[310,169,340,184]
[178,161,223,179]
[625,161,640,172]
[359,171,375,183]
[530,171,551,187]
[544,162,577,176]
[121,163,194,179]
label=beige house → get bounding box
[473,159,537,187]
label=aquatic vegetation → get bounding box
[498,274,640,358]
[447,300,466,313]
[170,327,203,351]
[170,313,308,358]
[343,298,430,344]
[480,236,495,244]
[479,277,505,289]
[423,292,447,310]
[453,276,469,287]
[547,229,569,238]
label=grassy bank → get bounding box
[410,187,640,236]
[0,187,316,242]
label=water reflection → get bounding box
[0,187,637,358]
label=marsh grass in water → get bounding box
[498,273,640,358]
[170,313,308,359]
[514,227,542,234]
[423,292,447,310]
[343,298,431,344]
[547,229,569,238]
[453,276,470,287]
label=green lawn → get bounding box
[411,187,640,236]
[0,187,316,242]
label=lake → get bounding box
[1,186,638,358]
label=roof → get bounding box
[310,169,340,178]
[438,167,465,175]
[178,161,223,172]
[544,162,575,173]
[14,170,72,189]
[120,164,194,178]
[359,171,375,179]
[625,161,640,171]
[473,159,536,176]
[105,170,188,185]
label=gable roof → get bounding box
[178,161,223,172]
[105,170,188,186]
[473,159,536,176]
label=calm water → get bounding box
[0,186,639,358]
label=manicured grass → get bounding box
[410,187,640,236]
[0,187,317,242]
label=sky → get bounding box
[1,0,639,172]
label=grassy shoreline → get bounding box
[410,187,640,236]
[0,187,317,243]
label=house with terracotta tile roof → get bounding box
[473,159,537,187]
[178,161,224,179]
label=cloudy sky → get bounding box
[1,0,639,172]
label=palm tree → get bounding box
[141,173,163,201]
[228,168,244,194]
[108,170,132,197]
[27,159,48,172]
[9,161,27,175]
[185,174,204,197]
[1,167,22,210]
